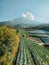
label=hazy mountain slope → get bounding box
[0,17,47,28]
[36,23,49,31]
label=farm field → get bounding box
[0,26,49,65]
[16,36,49,65]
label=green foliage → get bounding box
[0,26,17,45]
[23,37,49,65]
[0,25,19,65]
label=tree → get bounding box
[0,25,19,65]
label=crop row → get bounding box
[16,38,35,65]
[22,37,49,65]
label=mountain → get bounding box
[14,18,41,25]
[0,17,44,28]
[36,23,49,31]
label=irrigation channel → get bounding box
[15,36,49,65]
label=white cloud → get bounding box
[21,12,35,21]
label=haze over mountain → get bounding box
[0,17,42,25]
[0,17,49,29]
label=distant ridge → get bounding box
[0,17,49,29]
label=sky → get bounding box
[0,0,49,23]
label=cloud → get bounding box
[21,12,35,21]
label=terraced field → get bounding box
[16,37,35,65]
[16,36,49,65]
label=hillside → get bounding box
[0,26,19,65]
[36,23,49,31]
[0,18,42,28]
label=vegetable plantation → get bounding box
[16,37,49,65]
[0,26,49,65]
